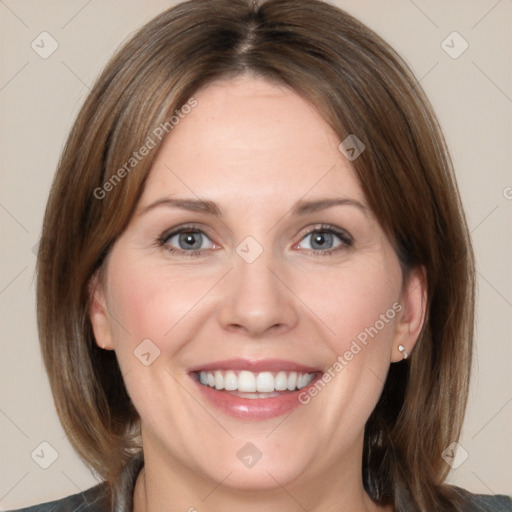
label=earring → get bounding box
[398,344,408,360]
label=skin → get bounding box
[89,74,426,512]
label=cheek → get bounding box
[294,257,402,356]
[103,261,204,418]
[105,257,226,382]
[107,261,209,342]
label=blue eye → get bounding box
[296,226,352,254]
[159,226,215,255]
[157,223,352,257]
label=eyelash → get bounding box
[156,223,353,257]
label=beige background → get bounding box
[1,0,511,509]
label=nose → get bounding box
[217,246,299,338]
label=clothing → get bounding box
[6,453,512,511]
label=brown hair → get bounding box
[36,0,475,509]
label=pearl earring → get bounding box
[398,344,408,360]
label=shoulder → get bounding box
[450,485,512,511]
[6,452,144,512]
[4,482,109,512]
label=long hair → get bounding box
[36,1,475,509]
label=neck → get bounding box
[132,442,392,512]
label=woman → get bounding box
[10,0,511,511]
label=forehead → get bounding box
[140,75,365,209]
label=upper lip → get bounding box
[188,358,321,374]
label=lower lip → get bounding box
[191,373,321,420]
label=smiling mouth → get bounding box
[193,369,317,398]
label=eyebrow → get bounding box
[137,196,368,218]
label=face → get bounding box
[90,74,425,493]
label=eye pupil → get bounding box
[311,231,333,250]
[179,232,202,250]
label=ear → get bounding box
[88,270,114,350]
[390,265,427,362]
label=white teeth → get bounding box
[197,369,315,393]
[297,373,309,389]
[224,370,237,391]
[275,371,288,391]
[238,371,256,392]
[214,370,224,390]
[287,372,297,391]
[256,372,274,392]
